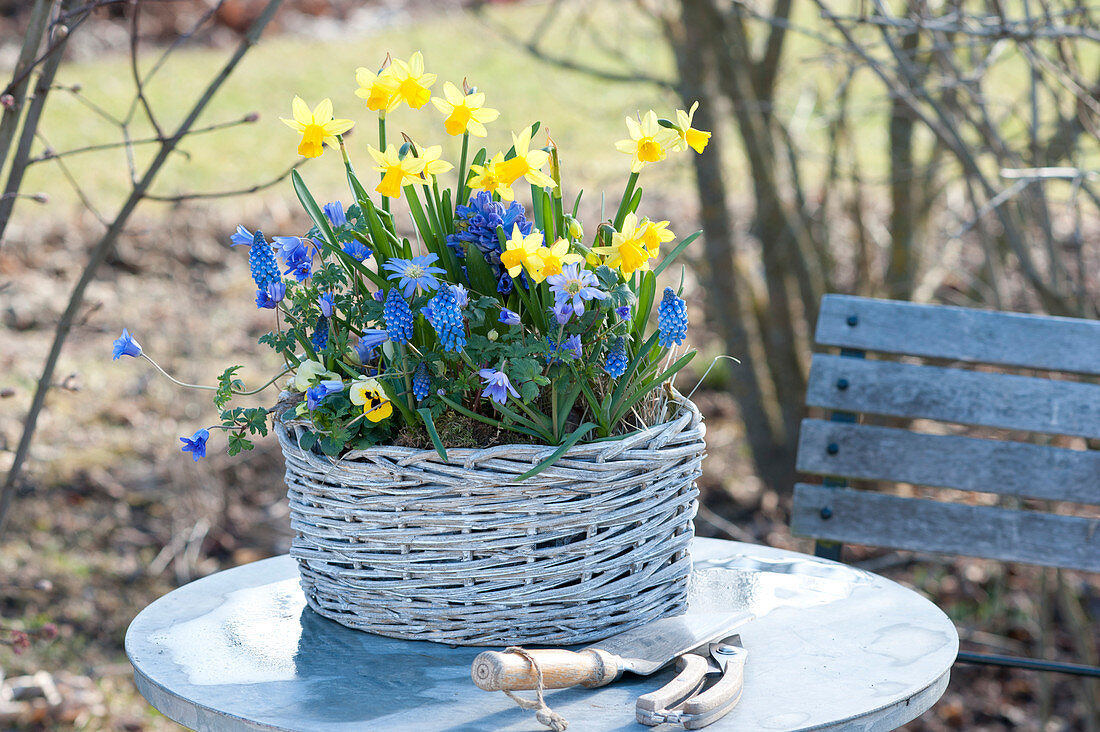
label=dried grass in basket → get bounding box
[276,389,705,646]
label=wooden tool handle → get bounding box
[471,648,620,691]
[636,654,709,723]
[682,651,746,730]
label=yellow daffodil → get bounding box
[467,153,514,201]
[592,213,652,276]
[614,110,678,173]
[354,64,398,112]
[288,359,340,392]
[673,102,711,154]
[280,97,354,159]
[536,238,584,278]
[431,81,500,137]
[495,126,556,189]
[412,143,453,184]
[385,51,436,111]
[349,377,392,422]
[640,219,674,257]
[500,224,546,282]
[367,144,427,199]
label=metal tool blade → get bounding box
[586,611,754,676]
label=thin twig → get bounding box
[0,0,288,537]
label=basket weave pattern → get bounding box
[276,395,705,646]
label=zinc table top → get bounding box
[126,538,957,731]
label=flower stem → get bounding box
[378,113,389,214]
[457,131,469,203]
[611,171,639,238]
[140,354,216,391]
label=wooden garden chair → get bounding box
[792,294,1100,676]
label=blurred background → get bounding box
[1,0,1097,729]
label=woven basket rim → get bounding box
[276,385,702,464]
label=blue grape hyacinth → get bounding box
[248,230,280,290]
[311,316,329,352]
[657,287,688,347]
[413,362,430,401]
[383,288,414,344]
[604,337,627,378]
[424,285,466,353]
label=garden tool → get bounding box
[635,634,747,729]
[470,611,753,692]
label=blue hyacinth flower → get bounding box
[413,362,431,401]
[657,287,689,347]
[604,337,628,378]
[248,231,280,290]
[423,285,466,353]
[383,288,415,344]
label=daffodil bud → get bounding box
[565,215,583,240]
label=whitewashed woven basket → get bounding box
[275,390,704,646]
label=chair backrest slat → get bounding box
[793,483,1100,573]
[796,418,1100,506]
[807,354,1100,439]
[794,295,1100,570]
[816,294,1100,376]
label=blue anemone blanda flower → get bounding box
[383,254,447,299]
[112,329,142,360]
[255,281,286,309]
[323,201,347,227]
[229,225,253,247]
[342,240,372,262]
[499,308,521,326]
[546,264,609,318]
[180,428,210,461]
[354,329,388,362]
[306,379,344,410]
[318,292,334,318]
[479,368,519,405]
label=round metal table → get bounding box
[126,538,957,731]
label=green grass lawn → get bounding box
[15,3,698,227]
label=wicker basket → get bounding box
[276,391,705,646]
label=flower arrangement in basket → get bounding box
[113,51,713,645]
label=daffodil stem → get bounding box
[612,171,639,232]
[457,132,469,204]
[378,113,389,213]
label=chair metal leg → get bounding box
[956,651,1100,678]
